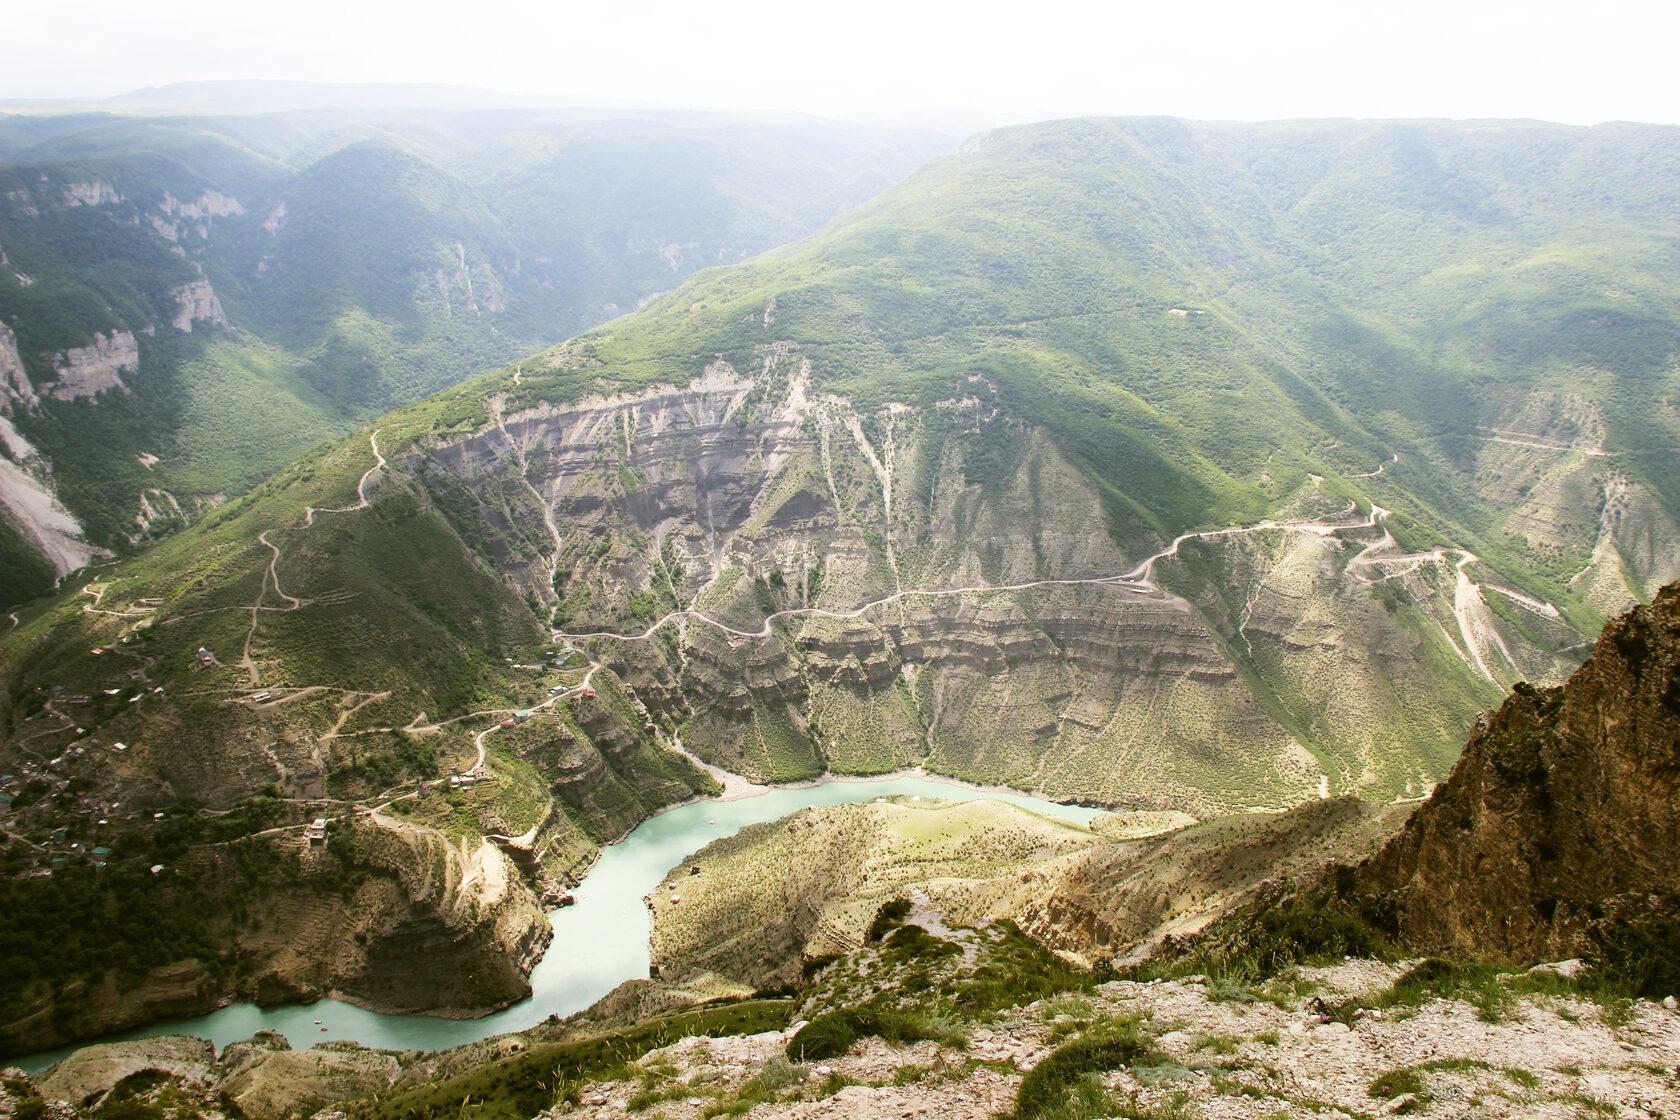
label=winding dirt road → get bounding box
[555,506,1387,647]
[238,431,383,686]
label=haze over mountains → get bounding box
[0,81,677,117]
[1,89,1679,1086]
[0,93,951,604]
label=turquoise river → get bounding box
[19,776,1102,1072]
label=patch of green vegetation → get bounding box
[958,920,1111,1012]
[1318,954,1645,1028]
[1015,1032,1161,1120]
[735,704,821,781]
[1195,1032,1240,1056]
[1368,1058,1539,1113]
[328,732,441,797]
[865,897,911,943]
[0,837,294,1024]
[1134,896,1394,1001]
[0,522,58,612]
[785,1005,967,1062]
[343,999,794,1120]
[1223,896,1394,974]
[1588,897,1680,1000]
[1041,996,1096,1022]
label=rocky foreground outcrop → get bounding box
[1353,582,1680,962]
[537,961,1680,1120]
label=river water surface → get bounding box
[19,776,1101,1072]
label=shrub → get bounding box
[1015,1033,1159,1120]
[867,897,911,943]
[1236,899,1391,974]
[1589,901,1680,999]
[785,1006,966,1062]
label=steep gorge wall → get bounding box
[0,818,548,1057]
[413,364,1582,813]
[1353,582,1680,962]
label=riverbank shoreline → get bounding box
[13,774,1111,1074]
[655,742,1117,813]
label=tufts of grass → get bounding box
[1014,1031,1161,1120]
[342,998,792,1120]
[785,1006,967,1062]
[1323,955,1641,1028]
[958,921,1106,1012]
[1040,996,1096,1021]
[1369,1057,1541,1112]
[1196,1033,1240,1056]
[1023,1072,1114,1120]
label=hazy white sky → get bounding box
[5,0,1675,125]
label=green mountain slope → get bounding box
[1,115,1677,1053]
[0,109,950,608]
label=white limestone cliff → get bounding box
[171,278,227,332]
[47,331,139,400]
[0,323,37,416]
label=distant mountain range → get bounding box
[0,97,951,604]
[0,79,1039,135]
[0,79,673,116]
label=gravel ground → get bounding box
[540,960,1680,1120]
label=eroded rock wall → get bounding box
[411,362,1580,812]
[0,817,551,1056]
[47,330,139,401]
[1354,582,1680,961]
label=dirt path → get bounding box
[468,666,597,771]
[79,582,154,622]
[1346,516,1543,683]
[316,691,393,742]
[557,507,1389,647]
[1483,583,1564,619]
[1347,452,1397,479]
[1476,428,1612,456]
[302,430,385,527]
[257,531,302,610]
[238,431,384,686]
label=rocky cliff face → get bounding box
[0,412,107,576]
[46,330,139,400]
[411,359,1580,813]
[320,819,551,1016]
[0,321,135,578]
[0,814,550,1057]
[170,278,227,332]
[0,322,36,415]
[1353,582,1680,962]
[59,181,124,208]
